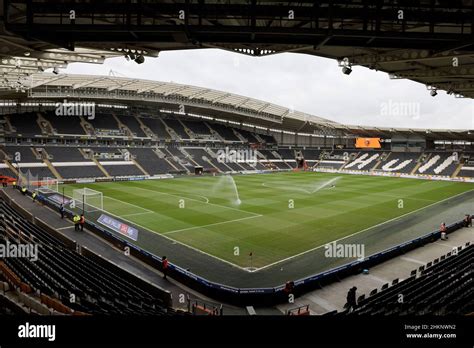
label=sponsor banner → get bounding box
[149,174,174,180]
[48,194,71,205]
[314,168,474,183]
[112,176,148,182]
[97,214,139,241]
[76,178,96,184]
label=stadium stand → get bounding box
[377,152,421,174]
[129,148,176,175]
[211,123,241,142]
[1,146,53,178]
[277,148,295,160]
[345,243,473,315]
[181,120,215,140]
[236,128,260,143]
[0,199,176,315]
[42,112,86,135]
[184,147,223,172]
[44,146,104,179]
[6,113,42,136]
[140,117,171,140]
[417,152,459,176]
[163,119,190,139]
[116,115,148,138]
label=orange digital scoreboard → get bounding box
[355,137,381,149]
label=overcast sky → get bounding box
[62,49,474,130]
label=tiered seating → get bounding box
[0,201,66,247]
[458,168,474,177]
[182,120,212,136]
[258,150,291,169]
[164,119,190,139]
[42,112,85,135]
[88,114,123,136]
[184,148,226,172]
[116,115,147,137]
[258,133,276,143]
[0,200,173,315]
[129,148,176,174]
[236,129,260,143]
[211,123,241,141]
[140,117,171,139]
[418,152,459,176]
[344,152,380,170]
[44,146,103,179]
[165,147,195,170]
[278,148,295,160]
[348,244,473,315]
[2,146,53,178]
[378,152,420,173]
[301,149,322,160]
[8,113,42,136]
[0,167,16,177]
[88,147,143,177]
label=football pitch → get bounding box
[61,172,474,270]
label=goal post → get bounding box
[37,177,59,194]
[72,188,103,213]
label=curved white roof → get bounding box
[24,73,340,129]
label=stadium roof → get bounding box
[3,1,474,99]
[1,73,473,141]
[3,73,342,132]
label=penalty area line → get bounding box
[162,215,263,235]
[48,189,254,272]
[252,188,474,272]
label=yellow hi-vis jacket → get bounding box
[73,215,80,223]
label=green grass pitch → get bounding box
[61,172,474,269]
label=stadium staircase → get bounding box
[79,148,110,178]
[135,115,157,139]
[3,116,15,133]
[178,119,196,139]
[154,148,180,172]
[160,119,181,141]
[37,113,54,136]
[162,148,190,173]
[253,133,266,143]
[178,148,200,167]
[205,122,225,142]
[112,113,134,138]
[79,117,95,136]
[37,148,63,180]
[452,162,465,178]
[130,156,149,176]
[0,149,18,177]
[232,129,248,142]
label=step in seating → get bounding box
[0,199,177,316]
[345,244,473,315]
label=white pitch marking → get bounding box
[56,190,253,272]
[163,215,262,235]
[129,185,259,216]
[105,196,154,213]
[251,189,474,272]
[122,211,155,218]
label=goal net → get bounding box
[72,188,103,213]
[37,177,59,194]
